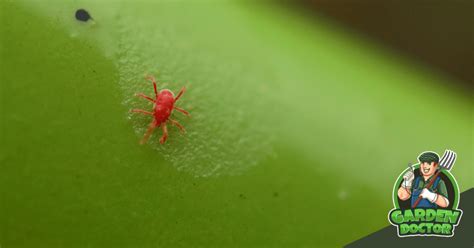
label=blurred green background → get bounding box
[0,0,472,247]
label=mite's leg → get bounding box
[145,75,159,97]
[135,93,154,103]
[169,119,186,133]
[159,122,168,144]
[174,87,186,101]
[140,120,158,144]
[174,107,190,116]
[131,109,153,115]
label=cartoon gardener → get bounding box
[398,152,449,208]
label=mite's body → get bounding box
[154,90,175,123]
[131,76,189,144]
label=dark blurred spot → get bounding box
[75,9,92,22]
[293,0,473,88]
[273,192,279,197]
[239,193,247,199]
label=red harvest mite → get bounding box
[131,76,190,144]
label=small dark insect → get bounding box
[131,76,190,144]
[75,9,92,22]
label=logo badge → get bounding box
[388,150,463,237]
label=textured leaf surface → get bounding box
[1,1,472,247]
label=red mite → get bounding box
[131,76,190,144]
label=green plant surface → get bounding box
[1,1,472,247]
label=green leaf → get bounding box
[1,1,472,247]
